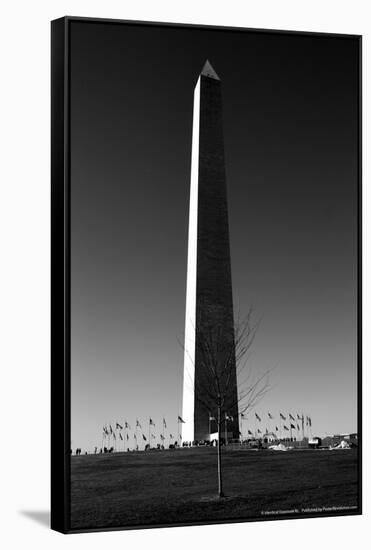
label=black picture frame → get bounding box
[51,16,362,534]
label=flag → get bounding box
[306,416,309,426]
[257,429,261,434]
[160,434,164,440]
[290,424,296,429]
[134,434,137,440]
[179,434,182,440]
[289,414,295,421]
[136,419,141,428]
[163,418,167,428]
[169,434,173,439]
[268,412,273,419]
[125,421,130,429]
[280,413,286,421]
[275,426,279,431]
[178,416,185,423]
[297,424,300,431]
[119,433,123,441]
[284,425,289,431]
[126,433,129,440]
[248,430,253,435]
[149,418,155,426]
[142,434,147,441]
[103,426,108,435]
[116,422,123,430]
[255,413,261,422]
[297,414,301,420]
[113,432,116,440]
[109,424,113,434]
[308,417,312,427]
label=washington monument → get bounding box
[182,61,239,443]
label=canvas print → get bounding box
[51,17,361,533]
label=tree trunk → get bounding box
[217,406,224,498]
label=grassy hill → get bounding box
[70,447,359,531]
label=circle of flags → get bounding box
[97,411,314,454]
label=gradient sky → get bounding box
[70,20,359,451]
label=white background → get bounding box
[1,0,369,548]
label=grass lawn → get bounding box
[70,447,359,530]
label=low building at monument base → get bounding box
[209,431,234,442]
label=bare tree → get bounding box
[183,308,271,498]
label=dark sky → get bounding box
[70,20,359,450]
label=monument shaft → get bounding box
[182,61,239,443]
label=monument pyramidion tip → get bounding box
[201,60,220,80]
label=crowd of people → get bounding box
[71,436,307,456]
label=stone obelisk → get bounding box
[182,61,239,443]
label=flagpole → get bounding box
[301,414,304,441]
[225,414,228,446]
[301,413,304,441]
[149,420,151,449]
[279,415,282,440]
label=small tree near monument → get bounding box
[183,308,271,498]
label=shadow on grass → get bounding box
[198,494,243,503]
[20,510,50,528]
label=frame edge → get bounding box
[51,16,70,534]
